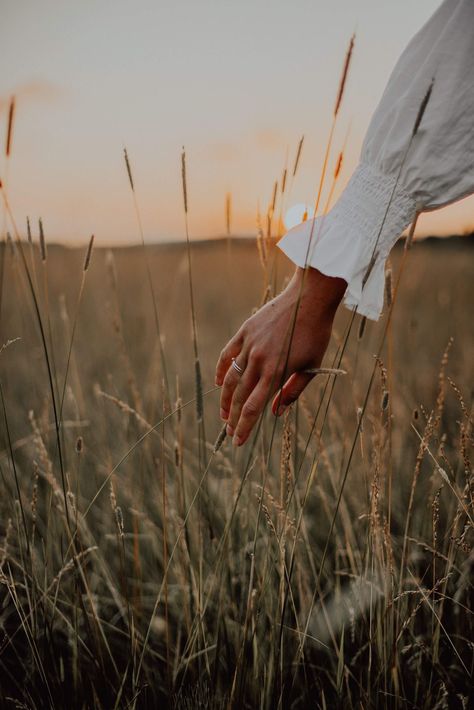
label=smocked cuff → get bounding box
[277,161,417,320]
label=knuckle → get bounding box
[219,345,230,361]
[223,368,237,386]
[224,370,238,392]
[250,347,265,365]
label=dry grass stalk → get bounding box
[213,424,227,454]
[39,218,47,261]
[6,232,15,257]
[385,262,393,307]
[0,337,21,356]
[280,408,292,511]
[195,358,203,423]
[6,96,15,157]
[334,151,343,180]
[256,220,267,272]
[0,518,13,570]
[405,212,420,250]
[434,337,453,431]
[97,388,156,434]
[271,180,278,215]
[413,78,434,136]
[334,34,355,117]
[122,148,170,410]
[447,376,470,423]
[303,367,346,376]
[357,316,366,340]
[292,135,304,177]
[1,37,472,709]
[123,147,134,191]
[181,147,188,214]
[83,234,94,272]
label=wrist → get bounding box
[294,266,346,319]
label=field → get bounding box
[0,234,473,708]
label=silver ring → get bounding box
[231,358,245,375]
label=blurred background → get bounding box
[2,0,473,245]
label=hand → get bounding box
[215,266,346,446]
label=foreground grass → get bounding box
[0,237,472,709]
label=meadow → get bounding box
[0,232,472,708]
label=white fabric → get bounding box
[278,0,474,319]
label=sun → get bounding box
[284,203,312,230]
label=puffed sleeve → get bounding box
[277,0,474,320]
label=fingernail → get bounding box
[233,434,243,447]
[226,424,234,437]
[220,408,228,421]
[277,405,287,417]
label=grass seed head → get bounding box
[358,316,367,341]
[334,34,355,117]
[181,147,188,214]
[6,96,15,157]
[385,263,393,307]
[413,78,434,136]
[83,234,94,272]
[123,147,134,191]
[213,424,227,454]
[39,218,47,261]
[292,135,304,177]
[195,357,203,422]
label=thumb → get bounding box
[271,371,314,417]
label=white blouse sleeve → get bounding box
[277,0,474,320]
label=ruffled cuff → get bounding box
[277,161,418,320]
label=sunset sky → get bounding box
[1,0,472,245]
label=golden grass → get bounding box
[0,33,472,706]
[0,232,472,708]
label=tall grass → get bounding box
[0,43,472,710]
[0,234,472,709]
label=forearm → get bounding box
[291,266,347,322]
[279,0,474,321]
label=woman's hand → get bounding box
[215,266,346,446]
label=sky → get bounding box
[1,0,472,245]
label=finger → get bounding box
[226,364,260,436]
[215,332,244,386]
[232,377,273,446]
[219,350,248,422]
[271,371,315,417]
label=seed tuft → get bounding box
[123,147,134,191]
[39,218,47,261]
[83,235,94,272]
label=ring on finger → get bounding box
[231,357,245,376]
